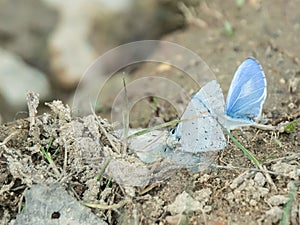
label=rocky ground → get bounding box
[0,0,299,224]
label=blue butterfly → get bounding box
[167,58,267,153]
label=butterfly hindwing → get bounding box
[174,80,226,153]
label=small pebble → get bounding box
[254,172,266,187]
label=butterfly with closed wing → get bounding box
[167,57,267,154]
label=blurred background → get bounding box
[0,0,299,125]
[0,0,193,122]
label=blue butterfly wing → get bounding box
[169,80,226,153]
[225,58,267,121]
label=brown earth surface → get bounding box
[1,1,300,224]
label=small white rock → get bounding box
[254,172,266,187]
[195,188,212,203]
[267,195,289,206]
[167,191,202,215]
[265,206,282,224]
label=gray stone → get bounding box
[0,49,51,121]
[10,184,107,225]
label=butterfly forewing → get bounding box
[192,80,225,115]
[225,58,267,121]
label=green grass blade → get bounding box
[126,119,180,139]
[279,180,298,225]
[127,112,207,139]
[222,126,261,167]
[97,157,112,181]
